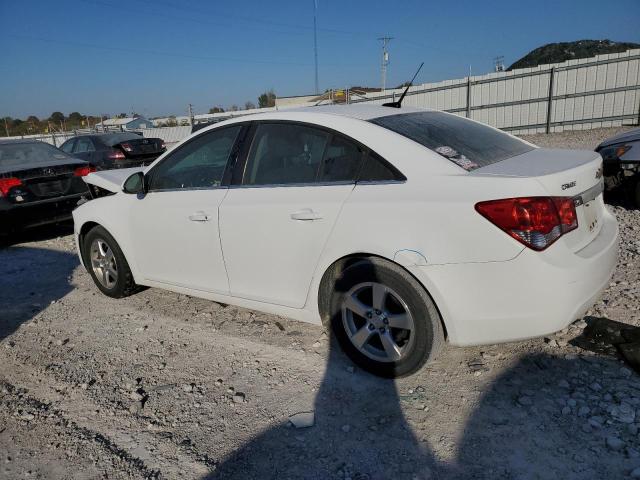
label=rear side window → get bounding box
[370,111,533,171]
[359,152,405,182]
[242,123,363,186]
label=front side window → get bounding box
[370,111,533,171]
[60,139,75,153]
[149,126,241,191]
[73,137,95,153]
[242,123,363,185]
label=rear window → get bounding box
[0,142,72,169]
[369,111,533,171]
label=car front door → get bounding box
[219,122,365,308]
[128,125,244,294]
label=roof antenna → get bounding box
[382,62,424,108]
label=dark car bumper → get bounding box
[0,193,86,235]
[104,153,164,170]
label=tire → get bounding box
[329,257,444,378]
[83,225,140,298]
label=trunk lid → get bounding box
[473,148,605,252]
[2,162,89,204]
[116,137,164,158]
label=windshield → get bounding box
[0,142,73,169]
[369,111,534,171]
[99,133,143,146]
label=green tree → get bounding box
[208,106,224,114]
[26,115,40,123]
[49,112,65,123]
[244,101,256,110]
[258,90,276,108]
[68,112,83,122]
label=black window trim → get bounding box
[144,123,250,193]
[229,119,406,189]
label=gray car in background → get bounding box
[596,127,640,207]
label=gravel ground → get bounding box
[1,127,639,480]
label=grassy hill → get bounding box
[508,39,640,71]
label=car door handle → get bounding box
[188,212,210,222]
[290,209,322,221]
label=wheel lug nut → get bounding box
[368,324,375,331]
[375,309,381,315]
[366,312,372,319]
[383,318,389,325]
[379,327,385,333]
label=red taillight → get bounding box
[121,143,133,152]
[108,149,126,160]
[475,196,578,251]
[74,165,97,177]
[0,177,22,197]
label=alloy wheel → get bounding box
[90,238,118,289]
[341,282,415,363]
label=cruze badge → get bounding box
[561,181,576,190]
[42,167,55,176]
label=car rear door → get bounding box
[219,122,364,308]
[128,125,244,294]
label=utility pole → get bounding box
[494,56,505,72]
[188,103,194,126]
[4,117,10,137]
[313,0,319,94]
[378,36,393,92]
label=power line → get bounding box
[5,34,329,67]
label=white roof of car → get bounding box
[286,104,430,121]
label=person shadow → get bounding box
[0,243,78,340]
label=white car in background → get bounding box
[72,105,618,378]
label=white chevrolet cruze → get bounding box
[73,105,618,377]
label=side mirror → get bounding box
[123,171,146,194]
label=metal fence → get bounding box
[347,49,640,134]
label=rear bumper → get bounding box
[412,209,619,346]
[0,193,85,234]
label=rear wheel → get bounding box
[83,226,140,298]
[329,258,444,378]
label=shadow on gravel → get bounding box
[202,263,637,479]
[203,346,637,479]
[0,245,78,340]
[571,316,640,374]
[0,221,74,249]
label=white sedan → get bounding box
[73,105,618,377]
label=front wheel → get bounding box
[83,225,140,298]
[329,258,444,378]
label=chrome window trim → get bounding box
[146,185,228,194]
[227,180,356,189]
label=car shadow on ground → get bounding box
[202,263,638,480]
[0,245,78,340]
[202,341,638,479]
[0,221,74,249]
